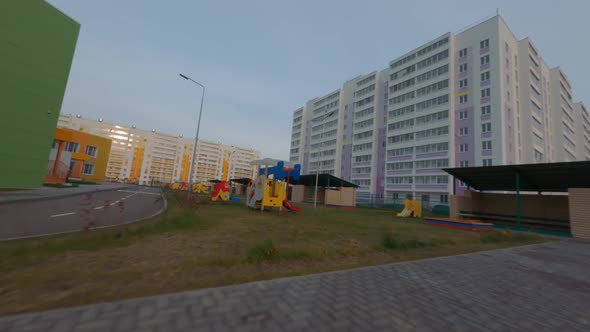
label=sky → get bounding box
[48,0,590,160]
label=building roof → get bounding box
[443,161,590,192]
[291,174,358,188]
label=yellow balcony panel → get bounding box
[71,152,91,161]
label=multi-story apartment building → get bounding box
[289,15,588,202]
[574,102,590,160]
[58,114,260,185]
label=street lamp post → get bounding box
[312,111,335,208]
[179,73,206,201]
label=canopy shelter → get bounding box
[290,174,358,188]
[443,161,590,233]
[443,161,590,193]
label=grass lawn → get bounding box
[0,190,548,315]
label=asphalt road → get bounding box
[0,186,164,241]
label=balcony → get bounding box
[415,151,447,159]
[385,184,412,190]
[387,155,412,162]
[386,169,412,176]
[414,184,448,190]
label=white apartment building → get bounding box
[574,102,590,160]
[58,114,260,184]
[289,15,588,202]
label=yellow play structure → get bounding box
[246,159,301,212]
[191,183,209,194]
[397,199,422,218]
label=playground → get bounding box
[0,189,545,315]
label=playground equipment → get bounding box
[210,154,240,202]
[397,199,422,218]
[247,160,301,212]
[169,182,209,194]
[192,183,209,194]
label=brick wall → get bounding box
[568,188,590,240]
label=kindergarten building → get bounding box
[289,15,590,204]
[45,128,111,184]
[57,114,261,185]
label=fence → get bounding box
[356,194,450,216]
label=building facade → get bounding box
[45,128,111,184]
[58,114,261,185]
[289,15,589,202]
[0,0,79,188]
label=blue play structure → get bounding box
[258,161,301,181]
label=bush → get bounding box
[247,240,278,264]
[381,232,427,250]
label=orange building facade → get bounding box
[45,128,112,184]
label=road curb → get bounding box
[0,185,138,205]
[0,188,168,242]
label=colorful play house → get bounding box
[247,159,301,212]
[45,128,111,184]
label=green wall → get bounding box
[0,0,80,188]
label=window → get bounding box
[481,105,491,115]
[459,79,468,88]
[483,159,493,166]
[459,143,468,152]
[459,110,468,119]
[459,63,468,73]
[481,71,490,82]
[481,55,490,65]
[460,160,469,167]
[459,48,468,58]
[414,158,448,169]
[85,145,97,157]
[387,176,413,184]
[415,110,448,125]
[459,95,469,104]
[83,163,95,175]
[482,141,492,150]
[534,149,544,162]
[415,175,449,184]
[388,162,414,170]
[415,142,448,154]
[416,64,449,83]
[481,88,490,98]
[415,126,449,139]
[459,127,469,136]
[65,142,79,152]
[480,39,489,49]
[416,79,449,97]
[482,122,492,132]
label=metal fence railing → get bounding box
[356,194,450,216]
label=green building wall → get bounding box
[0,0,80,188]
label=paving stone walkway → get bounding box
[1,240,589,331]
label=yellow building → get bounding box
[45,128,111,184]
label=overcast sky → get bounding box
[48,0,589,160]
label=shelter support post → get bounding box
[515,171,521,227]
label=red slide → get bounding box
[283,200,301,213]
